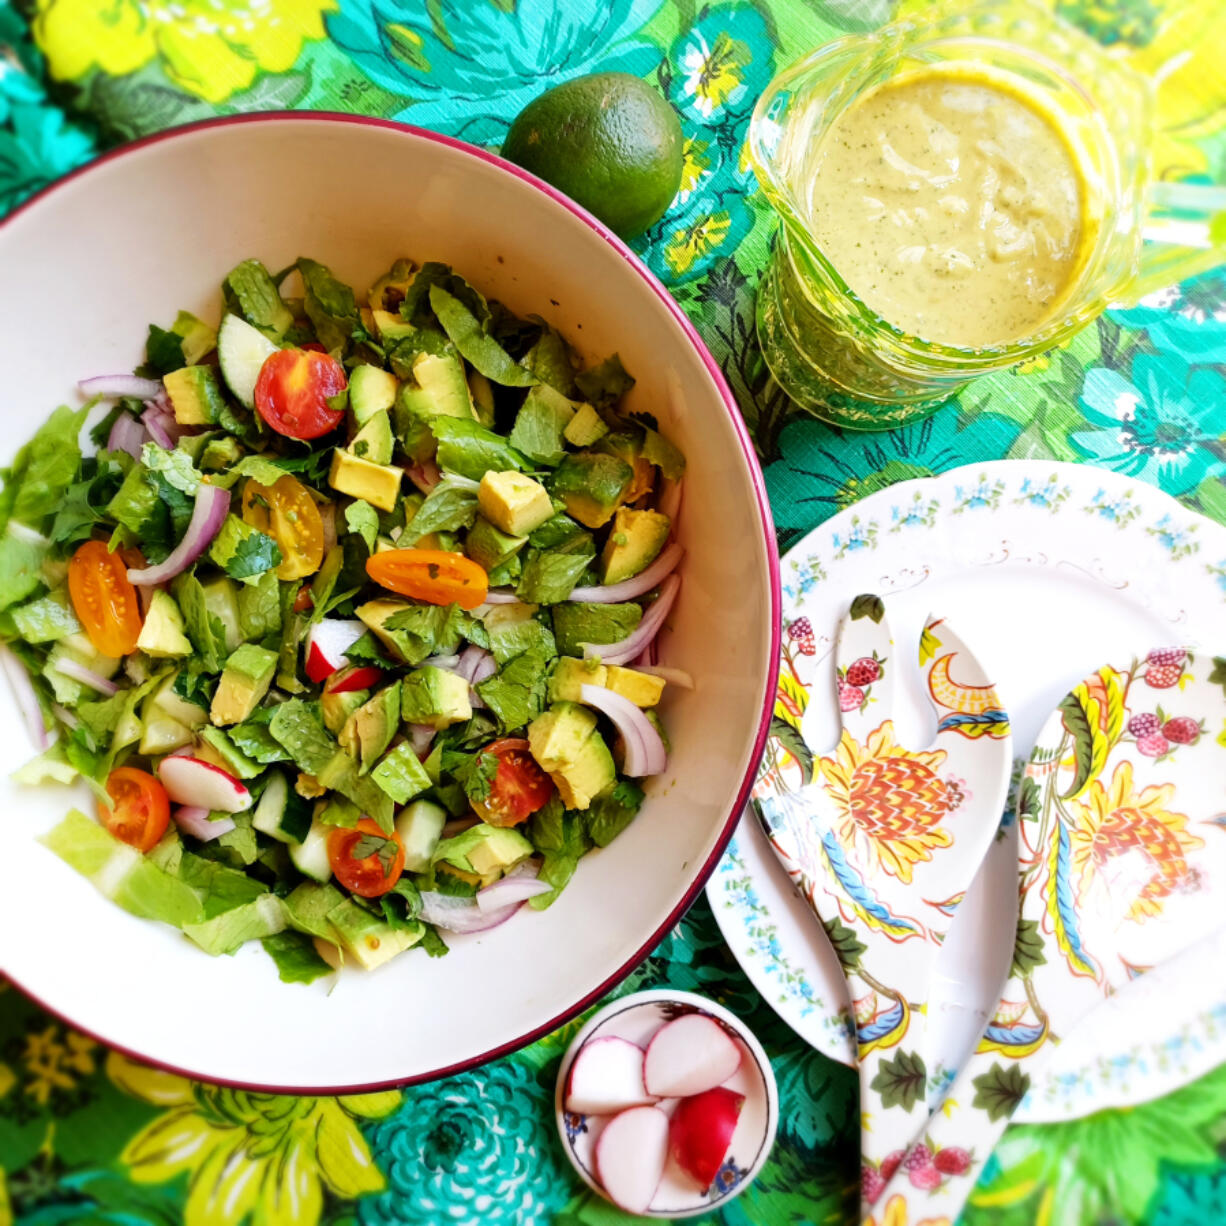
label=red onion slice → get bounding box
[420,653,462,670]
[140,407,175,450]
[54,657,119,696]
[51,703,80,730]
[173,805,236,842]
[476,863,551,911]
[580,683,667,777]
[106,412,149,460]
[127,484,230,585]
[582,575,680,667]
[482,589,520,605]
[418,891,522,933]
[408,723,436,758]
[79,374,162,400]
[570,544,683,604]
[405,459,441,493]
[469,652,497,687]
[0,645,52,750]
[635,665,693,689]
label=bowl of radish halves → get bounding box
[555,989,779,1217]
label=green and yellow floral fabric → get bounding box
[1,0,1225,1223]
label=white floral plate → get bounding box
[707,460,1226,1124]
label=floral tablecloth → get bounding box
[1,0,1225,1223]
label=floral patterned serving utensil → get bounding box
[754,595,1013,1216]
[866,647,1226,1226]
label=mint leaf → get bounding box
[429,285,537,387]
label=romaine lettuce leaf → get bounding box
[12,587,80,643]
[269,699,337,776]
[515,549,591,604]
[641,425,686,480]
[261,930,334,984]
[344,500,379,552]
[401,478,478,544]
[475,649,550,730]
[223,258,293,338]
[182,893,286,956]
[0,531,46,612]
[508,385,574,466]
[522,323,577,396]
[173,571,230,672]
[228,710,291,764]
[428,285,537,387]
[382,602,487,665]
[297,258,358,353]
[575,353,634,408]
[583,780,645,847]
[370,742,432,804]
[0,403,89,533]
[140,442,201,495]
[237,569,282,641]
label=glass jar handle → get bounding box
[1129,181,1226,303]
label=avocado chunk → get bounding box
[356,598,414,662]
[601,507,671,584]
[12,586,79,644]
[348,410,394,466]
[551,602,641,657]
[552,731,616,810]
[136,589,192,658]
[349,365,398,424]
[465,516,527,572]
[329,449,402,512]
[169,310,218,365]
[372,309,417,342]
[478,471,554,537]
[596,430,655,502]
[432,823,533,877]
[401,665,472,730]
[138,716,194,757]
[321,685,369,736]
[338,682,401,770]
[237,570,282,642]
[396,350,475,431]
[563,402,609,447]
[367,257,417,314]
[528,702,598,771]
[549,451,634,528]
[164,364,226,426]
[604,665,666,708]
[197,726,264,779]
[326,898,423,970]
[211,643,278,726]
[370,741,432,804]
[549,656,607,702]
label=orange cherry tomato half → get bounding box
[68,539,144,657]
[99,767,170,853]
[328,817,406,898]
[241,473,325,581]
[472,738,555,828]
[254,348,347,440]
[366,549,489,611]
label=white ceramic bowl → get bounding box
[0,114,780,1091]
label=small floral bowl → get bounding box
[555,989,779,1218]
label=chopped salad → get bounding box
[0,256,686,983]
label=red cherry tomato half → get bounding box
[328,817,405,898]
[254,348,347,440]
[472,738,555,828]
[99,767,170,853]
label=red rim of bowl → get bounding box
[1,111,783,1094]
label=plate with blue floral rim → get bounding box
[707,459,1226,1124]
[555,988,779,1218]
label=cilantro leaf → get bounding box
[344,500,380,552]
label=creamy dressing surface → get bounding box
[806,70,1086,348]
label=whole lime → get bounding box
[501,72,684,239]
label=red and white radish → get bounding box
[594,1105,670,1215]
[158,756,252,813]
[305,618,367,683]
[643,1013,742,1098]
[565,1037,657,1116]
[669,1086,745,1190]
[324,664,383,694]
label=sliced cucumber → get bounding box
[253,771,313,845]
[217,312,279,409]
[289,817,333,883]
[395,799,447,873]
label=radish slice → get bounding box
[594,1105,670,1215]
[127,484,230,585]
[325,664,383,694]
[582,575,679,667]
[79,374,162,400]
[173,805,236,842]
[643,1013,742,1097]
[106,412,149,459]
[54,657,119,697]
[565,1037,657,1115]
[570,544,684,604]
[579,684,666,777]
[669,1086,745,1191]
[304,618,367,683]
[158,756,252,813]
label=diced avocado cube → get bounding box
[197,726,264,779]
[170,310,217,365]
[549,451,634,528]
[338,682,401,770]
[478,471,554,537]
[528,702,598,772]
[549,656,607,703]
[200,435,242,471]
[465,516,527,572]
[329,449,402,513]
[164,365,226,426]
[551,602,642,657]
[370,741,432,804]
[134,590,192,657]
[349,365,398,424]
[10,587,77,646]
[348,410,394,466]
[182,894,286,957]
[322,686,369,736]
[395,799,447,873]
[367,257,417,314]
[396,351,475,426]
[551,731,616,811]
[432,823,533,878]
[325,898,423,970]
[601,507,671,585]
[564,402,609,447]
[356,598,416,663]
[400,666,472,730]
[210,643,277,727]
[372,309,417,342]
[604,665,666,708]
[596,430,655,501]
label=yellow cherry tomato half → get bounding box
[365,549,489,610]
[241,473,325,581]
[67,539,144,657]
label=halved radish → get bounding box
[325,663,384,694]
[669,1086,745,1190]
[305,618,367,683]
[158,756,252,813]
[594,1105,669,1215]
[565,1037,657,1115]
[643,1013,742,1098]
